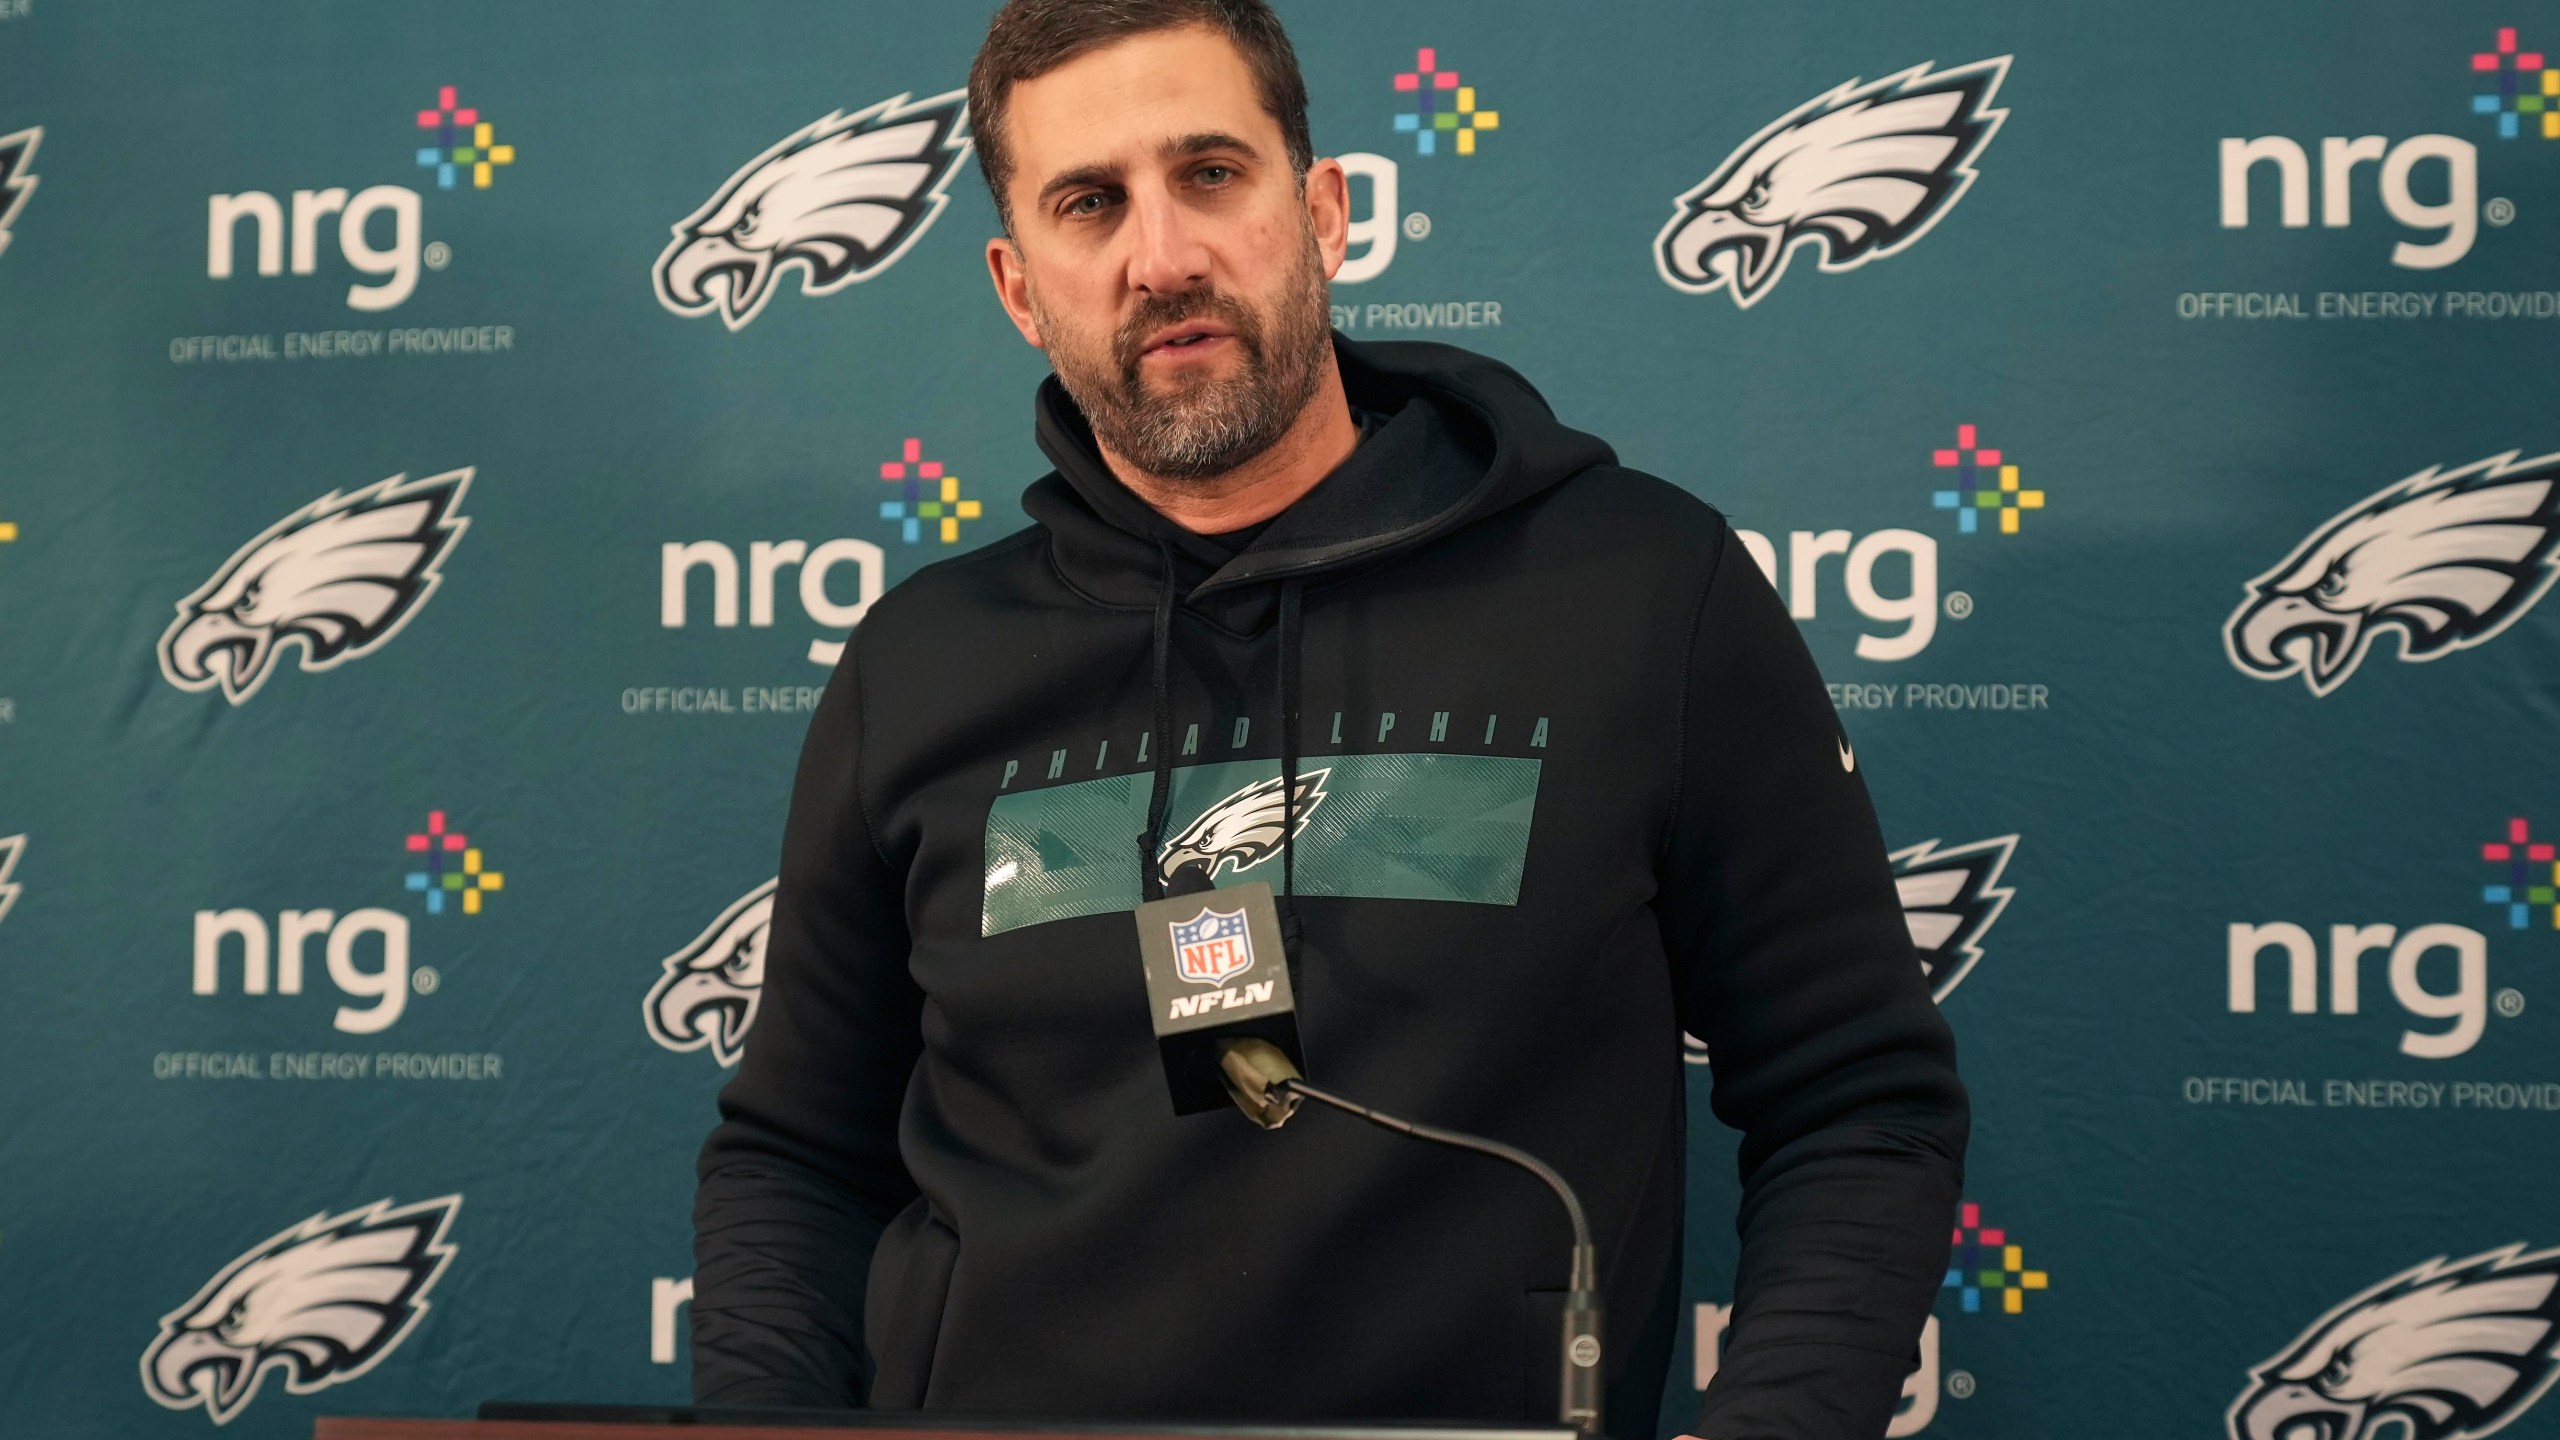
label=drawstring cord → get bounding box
[1136,543,1305,970]
[1277,576,1305,960]
[1138,539,1179,903]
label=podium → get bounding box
[313,1404,1579,1440]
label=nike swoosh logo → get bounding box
[1838,736,1856,773]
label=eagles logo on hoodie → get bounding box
[140,1195,460,1425]
[1156,769,1329,888]
[655,90,972,330]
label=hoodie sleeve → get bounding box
[1657,522,1970,1440]
[691,631,925,1408]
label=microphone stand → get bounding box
[1215,1042,1604,1436]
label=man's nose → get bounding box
[1123,184,1214,296]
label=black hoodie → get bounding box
[691,335,1968,1440]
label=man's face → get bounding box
[986,25,1349,482]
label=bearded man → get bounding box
[690,3,1968,1437]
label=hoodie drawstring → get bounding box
[1276,576,1304,958]
[1135,543,1306,965]
[1138,539,1179,904]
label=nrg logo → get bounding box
[2227,921,2507,1058]
[192,907,417,1034]
[2220,134,2490,269]
[202,87,511,309]
[660,539,884,666]
[207,187,434,311]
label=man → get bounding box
[691,2,1967,1437]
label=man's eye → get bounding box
[1064,193,1109,217]
[1195,165,1234,184]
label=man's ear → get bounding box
[1305,157,1351,280]
[985,235,1046,349]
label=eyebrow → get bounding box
[1033,131,1266,212]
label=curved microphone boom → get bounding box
[1134,877,1604,1434]
[1216,1037,1605,1437]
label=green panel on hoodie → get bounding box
[982,753,1543,935]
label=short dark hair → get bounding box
[968,0,1315,232]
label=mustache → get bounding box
[1112,288,1265,381]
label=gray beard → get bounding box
[1037,238,1332,484]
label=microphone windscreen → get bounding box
[1131,880,1305,1114]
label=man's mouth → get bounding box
[1139,321,1236,360]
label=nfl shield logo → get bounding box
[1169,904,1255,987]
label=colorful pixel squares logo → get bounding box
[1944,1200,2049,1315]
[2472,28,2559,141]
[1392,49,1500,156]
[2482,817,2559,931]
[415,86,516,190]
[402,810,503,916]
[877,437,983,545]
[1930,424,2046,535]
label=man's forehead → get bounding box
[1006,25,1278,183]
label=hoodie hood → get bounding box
[1025,332,1617,612]
[1019,332,1621,916]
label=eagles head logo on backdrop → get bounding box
[1687,831,2018,1062]
[645,877,775,1068]
[158,469,472,705]
[140,1195,460,1425]
[0,832,23,931]
[0,126,40,259]
[1655,57,2010,308]
[2227,1243,2560,1440]
[1157,769,1331,888]
[655,90,972,330]
[2226,449,2560,697]
[1893,834,2018,1003]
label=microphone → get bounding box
[1131,874,1307,1122]
[1129,880,1605,1435]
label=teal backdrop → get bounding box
[4,1,2558,1436]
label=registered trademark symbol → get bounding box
[1946,1370,1976,1399]
[2486,197,2516,227]
[1403,211,1432,240]
[412,966,441,995]
[2496,988,2525,1018]
[423,241,453,270]
[1944,590,1974,620]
